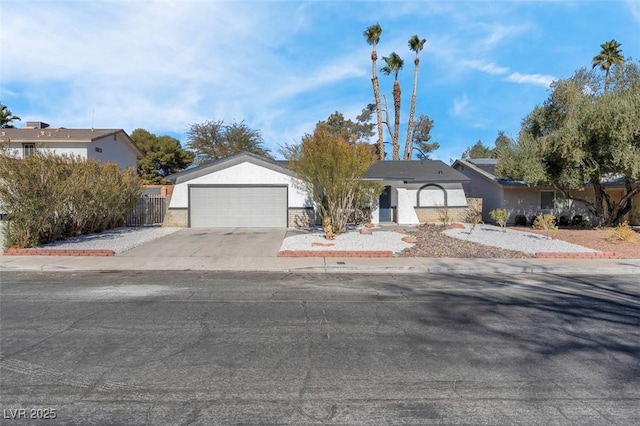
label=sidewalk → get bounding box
[2,224,638,275]
[2,254,639,275]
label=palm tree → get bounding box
[404,35,426,160]
[592,39,624,93]
[381,52,404,160]
[0,103,21,128]
[363,23,385,159]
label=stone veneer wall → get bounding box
[414,198,482,224]
[288,207,318,228]
[164,208,188,227]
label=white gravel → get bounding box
[444,223,598,254]
[37,226,182,254]
[1,221,600,256]
[280,229,415,253]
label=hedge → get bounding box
[0,149,141,248]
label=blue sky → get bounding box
[2,0,639,162]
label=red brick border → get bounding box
[535,251,618,259]
[3,248,115,256]
[278,250,393,258]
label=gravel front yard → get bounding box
[399,223,639,258]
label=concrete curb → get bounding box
[3,248,115,256]
[535,251,618,258]
[278,250,394,257]
[2,256,639,275]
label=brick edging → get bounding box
[3,248,115,256]
[535,251,618,259]
[278,250,393,258]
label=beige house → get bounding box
[452,158,640,226]
[1,121,143,169]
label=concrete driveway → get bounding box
[121,228,292,258]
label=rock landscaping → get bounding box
[399,224,532,258]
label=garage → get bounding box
[189,185,288,228]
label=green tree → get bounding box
[315,110,375,146]
[404,35,427,160]
[364,23,385,160]
[592,39,624,93]
[497,62,640,225]
[279,109,376,160]
[461,140,494,159]
[380,52,404,160]
[411,114,439,160]
[186,120,271,164]
[288,128,381,235]
[0,103,20,128]
[131,128,194,184]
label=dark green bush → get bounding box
[571,215,589,227]
[0,149,141,248]
[514,214,528,226]
[559,215,571,226]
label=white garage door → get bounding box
[189,185,288,228]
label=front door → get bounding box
[379,186,392,222]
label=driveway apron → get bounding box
[120,228,288,258]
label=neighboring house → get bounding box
[364,160,470,225]
[165,152,472,228]
[452,158,640,225]
[0,121,143,169]
[164,152,314,228]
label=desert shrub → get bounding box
[288,128,380,235]
[464,203,482,232]
[0,150,141,248]
[514,214,528,227]
[608,221,635,243]
[435,205,450,227]
[532,213,558,238]
[489,208,509,232]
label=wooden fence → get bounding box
[126,194,167,226]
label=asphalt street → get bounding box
[1,271,639,425]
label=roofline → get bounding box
[1,128,144,159]
[452,158,508,187]
[166,151,295,183]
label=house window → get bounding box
[23,143,36,157]
[95,147,103,153]
[540,190,569,210]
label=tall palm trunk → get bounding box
[404,36,425,160]
[371,56,385,160]
[380,52,404,161]
[364,24,385,160]
[404,56,420,160]
[392,81,401,160]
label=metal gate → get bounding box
[126,194,167,226]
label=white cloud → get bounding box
[482,23,532,48]
[460,60,509,75]
[451,94,469,117]
[505,72,556,88]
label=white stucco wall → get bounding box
[396,188,420,225]
[7,142,88,159]
[169,162,312,209]
[408,183,467,208]
[88,134,139,169]
[370,182,467,224]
